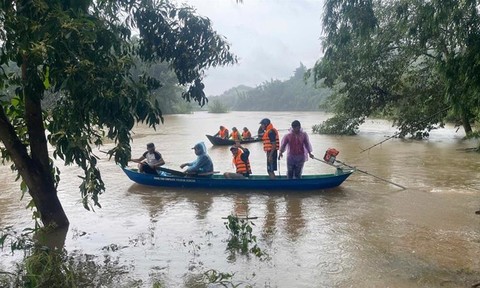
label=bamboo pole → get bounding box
[313,157,407,190]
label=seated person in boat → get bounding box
[241,127,253,140]
[224,145,252,179]
[130,142,165,174]
[180,142,214,176]
[229,127,242,141]
[213,125,229,139]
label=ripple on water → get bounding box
[316,261,345,274]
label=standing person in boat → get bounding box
[180,142,214,176]
[242,127,253,140]
[278,120,314,179]
[259,118,279,179]
[224,144,252,179]
[130,142,165,174]
[213,125,229,139]
[229,127,242,141]
[257,124,265,138]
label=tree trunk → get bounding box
[0,58,70,229]
[462,113,473,135]
[36,225,69,250]
[27,167,70,228]
[0,107,69,227]
[36,193,69,228]
[0,105,70,228]
[22,58,70,229]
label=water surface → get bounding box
[0,111,479,287]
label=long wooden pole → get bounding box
[359,106,451,154]
[359,132,399,153]
[313,157,407,190]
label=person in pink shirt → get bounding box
[278,120,314,179]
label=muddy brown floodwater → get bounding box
[0,111,479,287]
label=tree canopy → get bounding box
[0,0,237,227]
[311,0,480,139]
[130,51,194,114]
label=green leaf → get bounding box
[43,66,51,89]
[20,180,28,200]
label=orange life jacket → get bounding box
[232,148,252,175]
[242,130,251,139]
[231,130,240,140]
[218,128,228,139]
[262,123,279,152]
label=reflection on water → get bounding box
[283,194,305,241]
[0,111,479,287]
[232,194,249,217]
[262,196,278,245]
[127,185,180,219]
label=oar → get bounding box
[99,150,213,177]
[313,157,407,190]
[157,166,186,177]
[158,167,220,177]
[196,171,221,176]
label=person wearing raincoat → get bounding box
[180,142,214,176]
[278,120,314,179]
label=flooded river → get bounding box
[0,111,479,287]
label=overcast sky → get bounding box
[177,0,325,96]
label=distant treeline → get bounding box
[4,61,329,115]
[209,64,332,111]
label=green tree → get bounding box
[0,0,236,228]
[130,52,193,114]
[207,99,229,113]
[311,0,480,138]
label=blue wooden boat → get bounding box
[121,167,353,190]
[206,134,262,146]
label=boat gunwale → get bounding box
[122,166,354,190]
[205,134,262,146]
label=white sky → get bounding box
[178,0,325,96]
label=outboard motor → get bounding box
[323,148,340,164]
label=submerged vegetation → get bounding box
[312,114,360,136]
[0,214,267,287]
[207,99,229,113]
[0,226,138,287]
[224,215,267,260]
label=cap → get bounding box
[291,120,301,127]
[230,146,238,151]
[191,143,201,149]
[146,143,155,148]
[259,118,270,125]
[232,127,237,130]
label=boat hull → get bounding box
[206,134,262,146]
[122,167,353,190]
